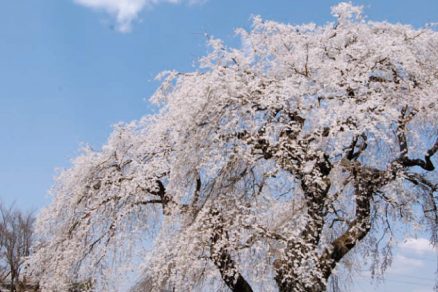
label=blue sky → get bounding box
[1,0,437,290]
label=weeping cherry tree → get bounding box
[28,3,438,291]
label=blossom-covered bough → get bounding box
[28,3,438,291]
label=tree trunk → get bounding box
[209,209,253,292]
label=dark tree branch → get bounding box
[320,187,372,281]
[135,199,164,205]
[191,176,202,208]
[397,105,416,155]
[404,172,437,191]
[319,143,385,282]
[274,152,333,291]
[148,180,166,199]
[208,209,253,292]
[147,180,174,214]
[346,133,368,161]
[397,106,437,171]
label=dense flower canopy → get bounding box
[28,3,438,291]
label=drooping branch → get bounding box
[404,172,438,241]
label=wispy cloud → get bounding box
[400,237,437,255]
[74,0,205,32]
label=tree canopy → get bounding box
[28,3,438,291]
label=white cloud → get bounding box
[400,237,437,255]
[384,254,424,275]
[74,0,205,32]
[395,254,424,268]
